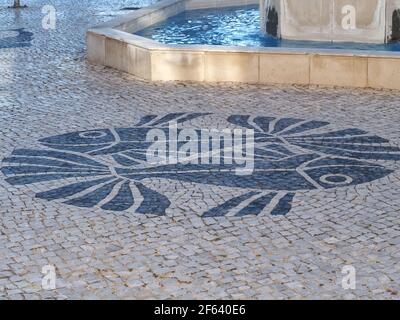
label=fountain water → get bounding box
[261,0,400,43]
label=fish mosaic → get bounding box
[1,113,400,217]
[0,28,33,49]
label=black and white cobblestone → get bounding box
[0,0,400,299]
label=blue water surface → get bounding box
[136,5,400,51]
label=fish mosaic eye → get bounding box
[1,113,400,218]
[319,174,353,186]
[79,131,108,139]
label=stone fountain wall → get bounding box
[260,0,400,43]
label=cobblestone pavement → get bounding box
[1,0,400,300]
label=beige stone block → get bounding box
[259,53,310,85]
[87,32,105,64]
[151,50,204,81]
[104,38,151,79]
[133,46,152,80]
[205,52,259,83]
[368,57,400,90]
[310,55,368,87]
[105,37,128,71]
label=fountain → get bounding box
[87,0,400,89]
[261,0,400,43]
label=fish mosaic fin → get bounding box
[134,115,158,127]
[202,191,261,217]
[112,154,141,167]
[101,181,135,211]
[227,115,259,131]
[292,142,400,161]
[36,176,115,201]
[135,182,171,215]
[253,117,276,133]
[203,191,296,217]
[268,143,297,156]
[293,128,368,139]
[270,118,304,134]
[287,135,389,144]
[254,148,286,160]
[296,141,400,153]
[4,173,109,185]
[235,192,278,216]
[270,193,295,216]
[284,125,400,161]
[280,120,330,136]
[64,179,122,208]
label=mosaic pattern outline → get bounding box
[2,113,400,217]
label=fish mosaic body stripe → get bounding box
[1,113,400,217]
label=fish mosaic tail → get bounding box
[1,149,110,185]
[202,191,295,217]
[1,147,171,215]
